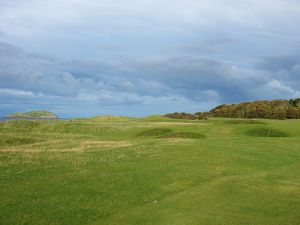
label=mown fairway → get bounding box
[1,116,300,225]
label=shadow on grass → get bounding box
[245,128,289,137]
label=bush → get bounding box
[195,112,209,120]
[164,112,196,120]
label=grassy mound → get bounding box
[225,120,266,125]
[161,132,206,139]
[245,128,289,137]
[136,128,173,137]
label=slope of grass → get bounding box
[0,117,299,225]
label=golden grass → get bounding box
[0,140,133,152]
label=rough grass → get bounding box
[160,132,206,139]
[136,128,173,137]
[224,119,266,124]
[0,117,300,225]
[0,136,39,147]
[245,127,289,137]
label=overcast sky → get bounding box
[1,0,300,117]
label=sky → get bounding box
[0,0,300,117]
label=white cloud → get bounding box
[1,0,300,58]
[0,88,34,97]
[266,79,300,98]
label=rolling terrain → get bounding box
[0,116,300,225]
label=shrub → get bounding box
[164,112,196,120]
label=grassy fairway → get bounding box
[0,116,300,225]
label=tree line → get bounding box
[164,112,209,120]
[210,99,300,119]
[164,99,300,120]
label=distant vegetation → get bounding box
[6,110,58,119]
[164,112,197,120]
[165,99,300,120]
[210,99,300,119]
[164,112,209,120]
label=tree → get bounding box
[195,112,209,120]
[273,108,287,120]
[286,107,300,119]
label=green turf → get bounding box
[0,117,300,225]
[224,119,267,125]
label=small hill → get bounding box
[6,110,58,119]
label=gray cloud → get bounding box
[0,42,219,116]
[257,55,300,76]
[256,54,300,92]
[0,0,300,117]
[1,0,300,59]
[1,41,299,117]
